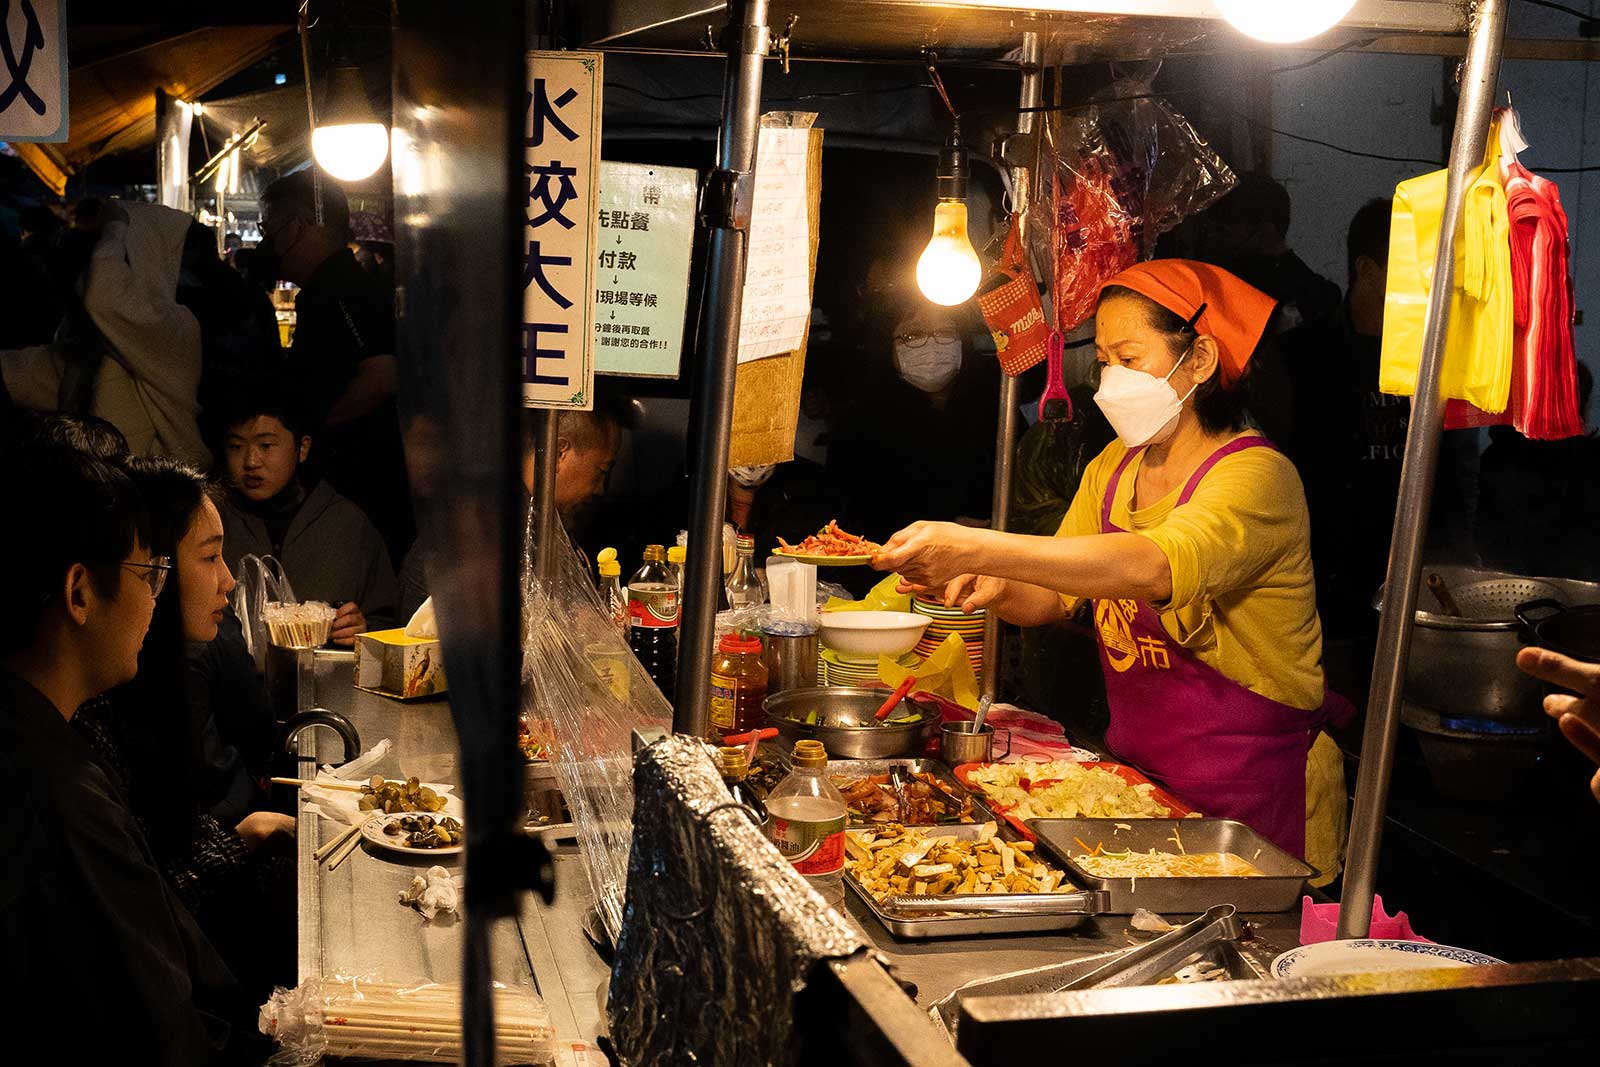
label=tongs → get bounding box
[1061,904,1242,989]
[882,890,1110,917]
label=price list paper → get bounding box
[737,125,817,364]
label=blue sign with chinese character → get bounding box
[0,0,67,142]
[522,51,602,410]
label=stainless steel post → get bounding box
[1338,0,1507,939]
[675,0,770,736]
[981,31,1042,700]
[532,409,560,579]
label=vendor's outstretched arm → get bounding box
[875,522,1172,605]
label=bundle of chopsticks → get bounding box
[319,980,554,1064]
[263,600,336,649]
[275,777,372,872]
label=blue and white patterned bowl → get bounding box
[1272,939,1503,979]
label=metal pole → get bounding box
[981,31,1041,701]
[675,0,770,736]
[1338,0,1507,940]
[532,410,560,579]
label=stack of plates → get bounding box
[912,598,985,673]
[818,648,920,687]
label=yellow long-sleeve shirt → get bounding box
[1055,434,1346,882]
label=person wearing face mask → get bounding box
[726,459,833,565]
[873,260,1350,883]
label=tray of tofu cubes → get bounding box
[844,820,1110,939]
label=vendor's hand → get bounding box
[235,811,297,852]
[1516,646,1600,802]
[872,521,981,587]
[331,601,367,646]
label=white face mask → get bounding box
[729,464,776,489]
[1093,348,1198,448]
[894,335,963,393]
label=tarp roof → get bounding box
[14,25,288,195]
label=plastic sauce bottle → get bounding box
[596,548,626,632]
[766,739,847,902]
[718,745,769,830]
[709,633,768,741]
[666,545,686,596]
[627,544,678,702]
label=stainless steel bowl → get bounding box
[763,686,938,759]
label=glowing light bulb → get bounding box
[1215,0,1357,43]
[312,123,389,181]
[916,200,982,306]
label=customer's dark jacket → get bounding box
[0,671,261,1065]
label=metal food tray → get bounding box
[829,758,1002,828]
[845,822,1103,939]
[1029,818,1314,914]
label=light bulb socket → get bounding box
[936,136,969,202]
[321,65,380,128]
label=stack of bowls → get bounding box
[912,597,985,673]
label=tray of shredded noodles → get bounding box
[954,760,1193,840]
[1030,818,1314,913]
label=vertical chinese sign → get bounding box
[0,0,67,142]
[594,162,696,379]
[523,51,602,410]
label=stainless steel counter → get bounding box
[293,655,612,1056]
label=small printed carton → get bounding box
[356,628,446,700]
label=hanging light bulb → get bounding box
[311,65,389,182]
[916,134,982,307]
[1215,0,1358,44]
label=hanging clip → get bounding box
[769,14,798,74]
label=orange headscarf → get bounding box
[1098,260,1278,388]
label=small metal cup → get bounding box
[939,721,1011,766]
[761,628,819,694]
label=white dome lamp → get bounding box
[311,64,389,182]
[1215,0,1359,44]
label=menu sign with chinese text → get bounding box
[522,51,602,410]
[594,162,695,379]
[0,0,67,142]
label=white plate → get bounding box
[1271,939,1502,979]
[360,811,466,856]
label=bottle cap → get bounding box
[718,746,749,777]
[597,547,618,565]
[667,546,686,564]
[598,561,621,578]
[736,533,755,549]
[643,544,666,562]
[792,739,828,767]
[718,633,763,655]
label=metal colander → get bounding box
[1429,578,1565,623]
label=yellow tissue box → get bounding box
[356,629,446,700]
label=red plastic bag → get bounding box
[977,215,1052,376]
[1033,76,1236,331]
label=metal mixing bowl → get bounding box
[763,686,938,759]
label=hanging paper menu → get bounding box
[737,115,819,364]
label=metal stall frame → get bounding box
[585,0,1509,934]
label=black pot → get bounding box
[1515,599,1600,663]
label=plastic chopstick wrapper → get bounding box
[259,974,553,1065]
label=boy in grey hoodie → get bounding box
[215,390,398,644]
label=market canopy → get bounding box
[13,25,288,195]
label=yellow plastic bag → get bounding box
[1380,117,1513,413]
[823,572,912,614]
[879,633,980,711]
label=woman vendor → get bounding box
[873,260,1351,882]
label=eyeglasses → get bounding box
[895,329,960,348]
[123,557,173,598]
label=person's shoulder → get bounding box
[1207,436,1305,497]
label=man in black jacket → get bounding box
[0,443,263,1065]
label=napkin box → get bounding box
[356,629,446,700]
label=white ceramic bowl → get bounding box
[818,610,931,659]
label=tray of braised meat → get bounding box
[829,758,998,827]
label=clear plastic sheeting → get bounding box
[1028,70,1236,331]
[609,735,867,1067]
[520,509,673,942]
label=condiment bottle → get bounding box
[709,632,768,741]
[666,545,686,596]
[724,533,764,610]
[765,739,847,901]
[717,745,769,830]
[596,548,626,631]
[627,545,678,702]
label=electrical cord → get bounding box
[1520,0,1598,25]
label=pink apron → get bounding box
[1094,437,1350,859]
